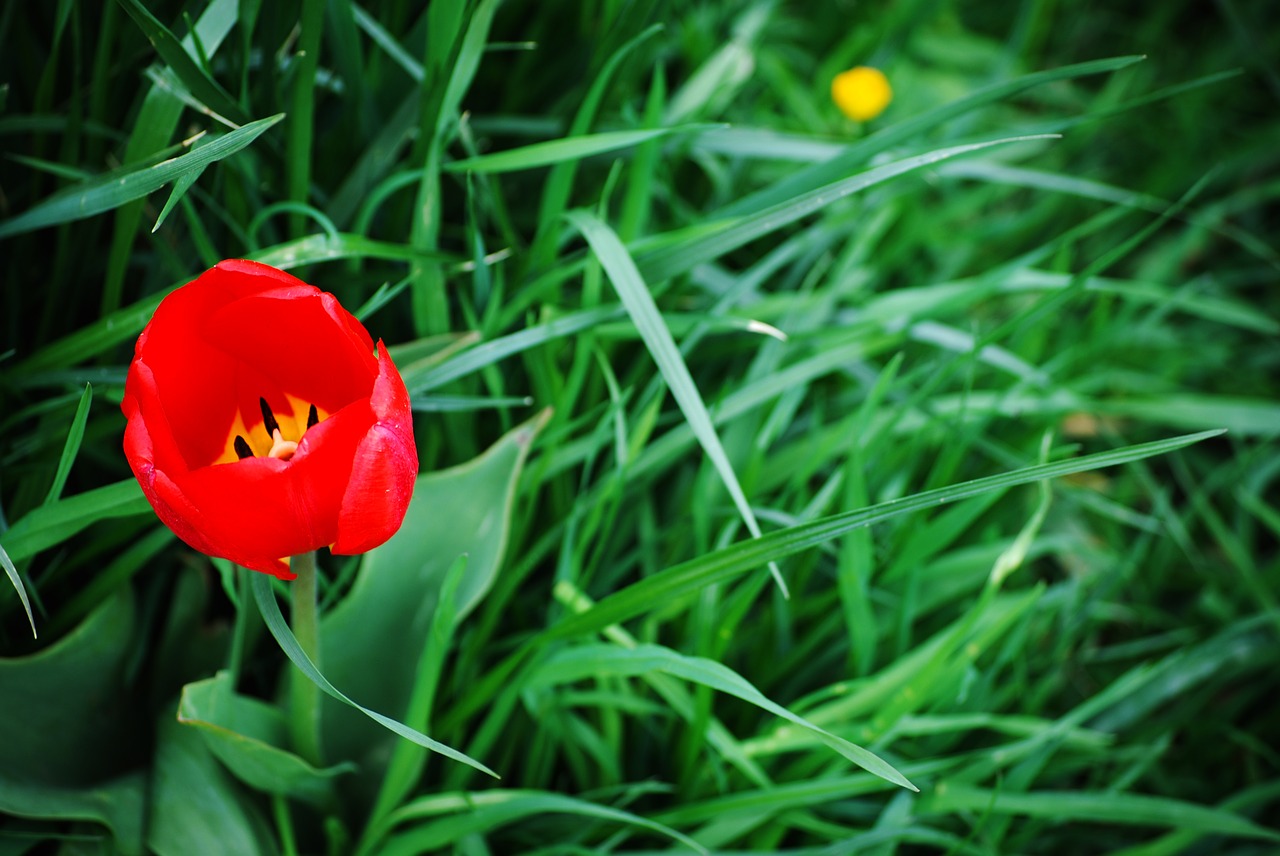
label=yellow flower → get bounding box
[831,66,892,122]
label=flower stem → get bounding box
[289,551,322,766]
[227,564,250,685]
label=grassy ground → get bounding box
[2,1,1279,854]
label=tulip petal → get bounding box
[123,262,418,575]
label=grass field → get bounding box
[2,1,1279,854]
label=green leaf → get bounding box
[0,592,138,785]
[716,55,1145,218]
[151,134,213,232]
[922,784,1280,843]
[249,572,496,778]
[568,209,788,595]
[635,135,1059,285]
[446,126,720,174]
[177,671,354,806]
[0,113,282,239]
[547,430,1222,639]
[43,383,92,506]
[148,711,279,856]
[379,790,707,855]
[0,543,36,639]
[403,307,620,394]
[0,771,145,856]
[319,411,549,767]
[531,642,917,791]
[1,480,149,564]
[113,0,250,126]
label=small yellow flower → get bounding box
[831,66,892,122]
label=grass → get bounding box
[2,0,1279,854]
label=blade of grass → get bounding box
[716,55,1144,218]
[42,384,92,506]
[0,113,283,239]
[113,0,249,126]
[568,209,789,597]
[248,572,496,779]
[923,784,1280,843]
[0,544,37,639]
[446,126,721,175]
[546,430,1223,639]
[531,642,917,791]
[1,480,150,564]
[635,135,1059,285]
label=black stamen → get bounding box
[259,397,280,439]
[234,435,254,459]
[307,403,319,430]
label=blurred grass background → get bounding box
[1,0,1279,853]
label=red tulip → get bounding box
[122,260,417,579]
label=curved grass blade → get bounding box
[379,790,706,855]
[636,135,1059,284]
[445,126,721,175]
[0,113,282,239]
[248,573,496,778]
[568,209,789,596]
[532,642,917,791]
[0,544,36,639]
[546,430,1223,640]
[717,55,1145,218]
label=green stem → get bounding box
[227,564,250,685]
[289,551,322,766]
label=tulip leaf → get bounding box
[567,209,788,596]
[249,572,497,778]
[319,410,551,772]
[177,671,355,806]
[0,592,139,786]
[529,642,916,791]
[148,712,279,856]
[0,113,283,239]
[0,771,146,856]
[444,125,722,175]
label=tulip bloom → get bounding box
[831,66,892,122]
[122,260,417,579]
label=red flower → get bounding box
[122,260,417,579]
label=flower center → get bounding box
[230,397,321,464]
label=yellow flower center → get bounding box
[214,395,329,465]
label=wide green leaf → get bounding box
[148,712,278,856]
[177,671,355,806]
[319,411,550,765]
[0,592,138,784]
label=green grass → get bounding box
[2,1,1279,854]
